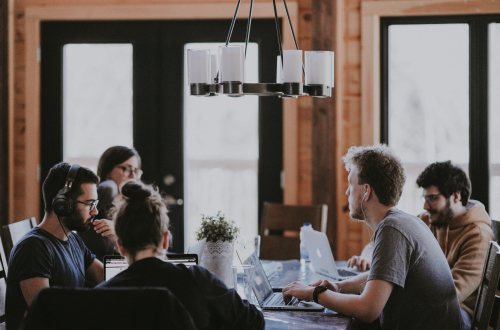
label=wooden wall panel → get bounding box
[1,0,8,226]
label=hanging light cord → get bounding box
[225,0,242,46]
[244,0,254,57]
[224,0,302,72]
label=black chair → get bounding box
[22,287,196,330]
[472,241,500,330]
[1,217,37,261]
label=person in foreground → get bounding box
[282,145,466,330]
[98,181,264,330]
[6,163,104,330]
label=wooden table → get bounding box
[260,260,352,329]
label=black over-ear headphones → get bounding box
[52,164,80,217]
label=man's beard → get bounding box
[63,212,93,232]
[430,199,454,228]
[350,199,366,221]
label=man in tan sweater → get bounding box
[416,161,494,321]
[348,161,494,324]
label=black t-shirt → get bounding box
[98,257,264,330]
[6,227,95,330]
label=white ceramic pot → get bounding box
[200,240,234,287]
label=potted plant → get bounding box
[196,211,239,286]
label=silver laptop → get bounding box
[302,229,358,280]
[240,253,324,311]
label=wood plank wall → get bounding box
[12,0,496,258]
[0,0,8,226]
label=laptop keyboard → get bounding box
[267,293,299,306]
[338,268,357,277]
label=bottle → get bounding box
[299,222,313,264]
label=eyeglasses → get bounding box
[422,194,442,204]
[116,165,143,178]
[76,199,99,211]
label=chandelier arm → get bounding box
[244,0,254,57]
[282,0,299,51]
[272,0,284,69]
[225,0,242,46]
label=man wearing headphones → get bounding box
[6,162,104,330]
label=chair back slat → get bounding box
[472,241,500,330]
[1,217,37,261]
[259,202,327,260]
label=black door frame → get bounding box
[380,15,500,211]
[41,19,283,252]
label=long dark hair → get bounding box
[114,181,169,257]
[97,146,141,182]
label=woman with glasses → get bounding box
[80,145,143,261]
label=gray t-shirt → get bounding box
[369,208,464,330]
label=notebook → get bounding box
[302,229,358,280]
[239,253,324,311]
[103,254,198,281]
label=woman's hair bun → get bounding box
[121,181,151,200]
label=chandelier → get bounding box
[187,0,334,98]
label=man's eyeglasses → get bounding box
[76,199,99,211]
[422,194,442,204]
[116,165,143,178]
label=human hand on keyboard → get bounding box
[282,281,315,303]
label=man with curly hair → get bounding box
[283,145,465,329]
[416,161,494,324]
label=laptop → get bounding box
[239,253,324,311]
[103,254,198,281]
[302,229,358,280]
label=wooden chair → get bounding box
[0,236,8,330]
[1,217,37,261]
[259,202,327,260]
[472,241,500,330]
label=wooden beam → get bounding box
[311,0,339,254]
[0,0,8,225]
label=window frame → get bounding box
[380,14,500,212]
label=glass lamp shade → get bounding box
[276,56,283,83]
[282,50,303,83]
[305,51,334,87]
[187,49,211,84]
[219,45,245,83]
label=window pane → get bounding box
[63,44,133,172]
[388,24,469,216]
[489,23,500,219]
[183,43,259,249]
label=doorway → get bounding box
[41,20,283,252]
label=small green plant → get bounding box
[196,211,239,242]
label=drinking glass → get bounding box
[232,264,255,301]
